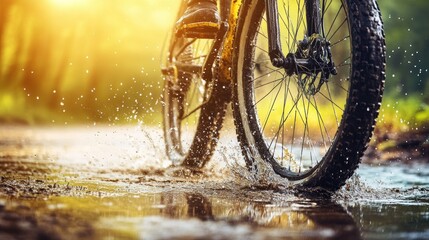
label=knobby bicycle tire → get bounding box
[232,0,385,191]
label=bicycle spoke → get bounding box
[253,68,285,83]
[257,30,269,40]
[280,73,291,165]
[298,87,310,172]
[180,100,206,121]
[253,76,284,107]
[322,0,334,16]
[318,91,344,111]
[266,84,308,151]
[336,56,351,67]
[255,45,270,54]
[331,35,350,47]
[173,39,196,59]
[247,0,352,175]
[279,4,296,50]
[326,4,344,37]
[312,95,331,147]
[255,76,285,89]
[325,83,339,126]
[328,18,347,41]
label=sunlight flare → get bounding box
[50,0,86,7]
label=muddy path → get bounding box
[0,126,428,239]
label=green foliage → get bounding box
[377,95,429,132]
[378,0,429,99]
[415,103,429,126]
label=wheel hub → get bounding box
[279,34,338,95]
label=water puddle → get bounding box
[0,126,428,239]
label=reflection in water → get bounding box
[141,192,362,239]
[0,126,428,239]
[0,159,361,239]
[185,193,214,220]
[348,202,429,240]
[159,193,215,220]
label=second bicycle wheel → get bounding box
[232,0,385,191]
[162,15,228,168]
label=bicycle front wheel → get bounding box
[232,0,385,191]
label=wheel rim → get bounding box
[238,0,352,179]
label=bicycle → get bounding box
[161,0,385,192]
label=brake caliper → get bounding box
[295,34,337,95]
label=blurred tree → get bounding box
[0,0,425,124]
[0,0,14,53]
[378,0,429,101]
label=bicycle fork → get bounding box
[207,0,336,89]
[265,0,337,78]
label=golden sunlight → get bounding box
[0,0,178,122]
[49,0,87,7]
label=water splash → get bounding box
[213,136,292,191]
[334,165,429,205]
[7,124,426,202]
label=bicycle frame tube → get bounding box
[199,0,232,84]
[265,0,285,67]
[216,0,325,84]
[306,0,321,35]
[218,0,242,84]
[220,0,232,21]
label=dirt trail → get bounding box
[0,125,428,239]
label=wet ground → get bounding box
[0,125,428,240]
